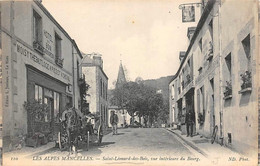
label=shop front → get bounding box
[26,65,68,143]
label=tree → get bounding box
[110,81,165,127]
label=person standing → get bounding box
[110,111,118,135]
[185,109,195,137]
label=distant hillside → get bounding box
[143,75,175,102]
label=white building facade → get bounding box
[1,0,83,149]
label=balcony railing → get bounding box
[55,56,64,68]
[33,41,44,55]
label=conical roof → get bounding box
[116,61,127,87]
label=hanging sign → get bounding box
[182,6,195,22]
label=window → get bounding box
[225,53,232,76]
[55,33,63,67]
[102,82,105,99]
[200,86,205,112]
[77,61,79,79]
[55,33,62,58]
[209,19,213,40]
[210,78,214,91]
[35,84,43,103]
[54,92,60,123]
[33,10,43,54]
[224,53,232,98]
[188,59,190,67]
[106,83,108,101]
[199,38,202,52]
[242,34,250,69]
[33,10,42,43]
[100,79,103,97]
[198,67,203,75]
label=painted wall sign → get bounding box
[43,30,54,59]
[16,42,71,83]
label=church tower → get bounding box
[116,60,127,87]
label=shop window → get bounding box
[66,96,72,107]
[54,92,60,123]
[33,10,43,54]
[55,33,63,67]
[35,84,43,103]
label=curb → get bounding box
[166,128,208,158]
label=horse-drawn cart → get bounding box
[57,107,103,152]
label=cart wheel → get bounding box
[58,131,68,150]
[97,125,103,146]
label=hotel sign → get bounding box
[182,6,195,22]
[16,42,71,83]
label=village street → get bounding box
[4,128,209,166]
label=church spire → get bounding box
[116,60,127,87]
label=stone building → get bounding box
[170,0,258,155]
[1,0,83,148]
[168,1,202,127]
[81,53,109,127]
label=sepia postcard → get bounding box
[0,0,259,165]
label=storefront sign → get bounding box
[16,42,71,83]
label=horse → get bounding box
[62,107,80,154]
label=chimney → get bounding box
[179,51,186,63]
[187,27,196,41]
[92,53,103,69]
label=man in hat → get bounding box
[185,109,195,137]
[110,110,118,135]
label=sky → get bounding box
[42,0,201,89]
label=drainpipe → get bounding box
[218,1,224,145]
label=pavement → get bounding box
[165,127,257,165]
